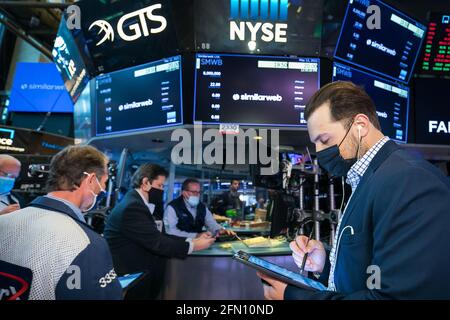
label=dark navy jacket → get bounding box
[104,190,189,275]
[168,196,207,233]
[285,140,450,300]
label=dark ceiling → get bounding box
[0,0,449,57]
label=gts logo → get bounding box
[201,58,223,66]
[99,269,117,288]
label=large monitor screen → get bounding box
[95,55,183,136]
[334,0,426,83]
[76,0,182,75]
[333,62,410,143]
[419,12,450,76]
[9,63,73,113]
[53,16,90,103]
[194,54,320,126]
[414,78,450,145]
[193,0,323,56]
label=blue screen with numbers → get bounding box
[334,0,426,83]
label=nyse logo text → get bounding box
[229,0,288,44]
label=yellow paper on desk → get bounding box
[242,236,272,248]
[213,214,231,223]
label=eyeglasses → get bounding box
[186,189,201,195]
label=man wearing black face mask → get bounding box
[104,163,215,299]
[258,81,450,300]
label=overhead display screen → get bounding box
[333,62,410,143]
[53,16,90,104]
[420,12,450,75]
[9,63,73,113]
[95,55,183,136]
[334,0,426,83]
[414,78,450,145]
[193,0,323,56]
[194,53,320,126]
[76,0,181,75]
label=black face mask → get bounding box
[316,122,359,177]
[148,188,164,204]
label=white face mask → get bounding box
[82,172,106,212]
[187,195,200,207]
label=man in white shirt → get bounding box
[164,178,235,238]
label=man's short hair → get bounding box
[305,81,381,130]
[0,155,21,168]
[181,178,200,191]
[46,145,108,192]
[131,163,168,189]
[230,179,240,184]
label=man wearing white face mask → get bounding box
[164,178,235,238]
[0,145,122,300]
[0,154,21,216]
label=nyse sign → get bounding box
[229,0,289,44]
[88,4,167,46]
[230,22,287,43]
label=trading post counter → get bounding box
[162,239,296,300]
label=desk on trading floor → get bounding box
[162,240,296,300]
[229,226,271,236]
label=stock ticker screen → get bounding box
[95,56,183,136]
[194,54,320,126]
[333,62,410,143]
[420,13,450,75]
[334,0,426,83]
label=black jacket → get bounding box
[212,190,242,216]
[285,140,450,300]
[103,190,189,275]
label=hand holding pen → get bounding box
[289,231,327,274]
[299,229,314,273]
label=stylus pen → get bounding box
[299,228,314,273]
[235,234,250,248]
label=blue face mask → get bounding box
[0,176,15,194]
[187,196,200,207]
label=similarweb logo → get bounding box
[233,93,283,102]
[366,39,397,57]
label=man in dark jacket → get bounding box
[258,81,450,300]
[104,164,215,299]
[212,179,243,216]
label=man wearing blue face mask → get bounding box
[0,155,21,216]
[164,178,235,238]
